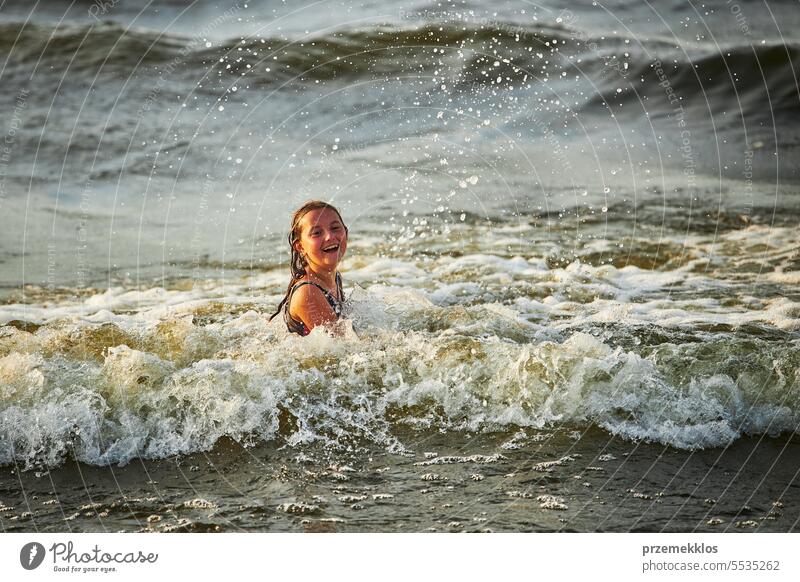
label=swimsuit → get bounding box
[284,272,344,336]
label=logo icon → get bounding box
[20,542,46,570]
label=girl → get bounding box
[269,200,348,335]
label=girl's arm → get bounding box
[289,284,339,334]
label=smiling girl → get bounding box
[269,200,349,336]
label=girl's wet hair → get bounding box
[269,200,348,322]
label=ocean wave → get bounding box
[1,271,798,469]
[0,21,186,71]
[586,43,800,128]
[6,19,794,95]
[4,18,796,157]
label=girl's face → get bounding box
[294,207,348,273]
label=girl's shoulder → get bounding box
[287,276,314,306]
[287,273,342,307]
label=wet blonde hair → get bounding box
[269,200,348,321]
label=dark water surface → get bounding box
[3,429,799,532]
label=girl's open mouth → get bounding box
[322,244,340,254]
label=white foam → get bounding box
[1,231,797,468]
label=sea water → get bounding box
[1,0,798,532]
